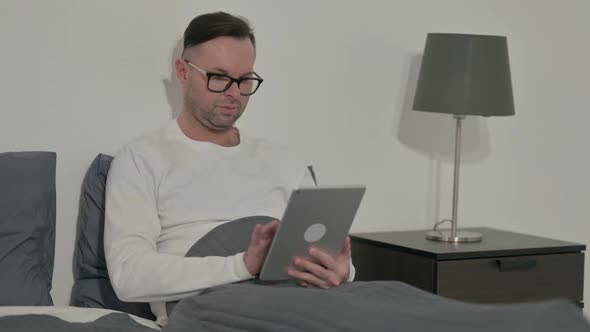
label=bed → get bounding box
[0,306,159,330]
[0,152,158,331]
[1,151,589,332]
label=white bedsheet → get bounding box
[0,305,160,330]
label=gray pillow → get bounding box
[0,151,56,306]
[71,154,155,320]
[185,216,275,258]
[166,216,277,314]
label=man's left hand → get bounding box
[287,236,351,289]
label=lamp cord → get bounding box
[433,219,452,231]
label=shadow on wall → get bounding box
[163,37,184,119]
[394,54,492,229]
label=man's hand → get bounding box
[287,236,351,289]
[243,220,279,276]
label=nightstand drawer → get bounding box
[436,252,584,304]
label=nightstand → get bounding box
[350,227,585,306]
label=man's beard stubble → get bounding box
[185,95,243,131]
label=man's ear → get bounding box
[175,59,188,85]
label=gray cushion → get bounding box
[166,216,276,314]
[185,216,274,258]
[0,151,56,306]
[71,154,155,320]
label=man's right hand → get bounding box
[243,220,279,276]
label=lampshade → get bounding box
[413,33,515,117]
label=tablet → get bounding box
[259,185,366,281]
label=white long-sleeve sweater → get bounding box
[104,120,355,322]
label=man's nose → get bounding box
[224,81,241,97]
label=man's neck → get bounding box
[177,111,240,147]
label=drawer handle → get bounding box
[495,258,537,272]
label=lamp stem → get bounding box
[451,114,465,238]
[425,114,481,242]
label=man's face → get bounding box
[178,36,256,131]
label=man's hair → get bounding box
[183,11,255,53]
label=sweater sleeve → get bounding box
[104,146,253,303]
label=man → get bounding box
[104,12,354,324]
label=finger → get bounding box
[288,268,331,289]
[262,221,280,242]
[341,236,351,256]
[255,221,275,240]
[260,220,279,236]
[271,220,280,231]
[250,224,262,243]
[252,224,272,247]
[293,256,341,287]
[308,247,339,272]
[295,279,309,288]
[266,220,280,237]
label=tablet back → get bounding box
[259,185,366,281]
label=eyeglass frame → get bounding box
[183,59,264,96]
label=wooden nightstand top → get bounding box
[351,227,586,260]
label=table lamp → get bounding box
[412,33,515,243]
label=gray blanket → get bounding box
[166,281,587,332]
[163,217,590,332]
[0,313,157,332]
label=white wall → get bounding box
[1,0,589,309]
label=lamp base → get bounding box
[425,229,482,243]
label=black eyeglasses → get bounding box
[184,60,263,96]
